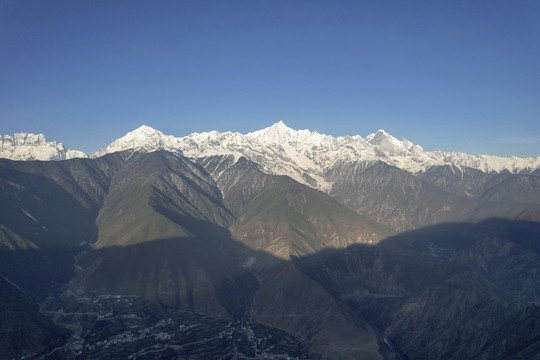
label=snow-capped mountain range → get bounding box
[0,133,86,161]
[2,121,540,191]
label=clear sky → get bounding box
[1,0,539,156]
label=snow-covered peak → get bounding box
[0,133,87,161]
[366,129,393,145]
[92,125,183,158]
[133,125,161,134]
[269,120,289,130]
[92,123,540,192]
[248,121,300,143]
[123,125,167,145]
[248,121,329,147]
[365,129,418,155]
[7,124,539,189]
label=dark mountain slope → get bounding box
[418,164,492,198]
[0,154,126,358]
[479,174,540,204]
[94,151,232,248]
[295,219,540,360]
[328,161,540,232]
[68,152,382,359]
[0,276,68,360]
[197,155,387,358]
[72,151,255,318]
[419,164,540,205]
[328,161,476,231]
[0,153,131,296]
[199,155,390,258]
[389,219,540,305]
[3,150,540,359]
[248,257,384,360]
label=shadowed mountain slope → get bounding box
[69,151,258,319]
[0,153,131,295]
[0,275,69,359]
[2,150,540,359]
[419,164,540,204]
[0,154,127,358]
[199,155,391,259]
[81,152,384,359]
[94,151,232,248]
[0,151,385,359]
[295,219,540,360]
[328,161,540,232]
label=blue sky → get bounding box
[1,0,539,156]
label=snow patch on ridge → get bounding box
[22,209,48,231]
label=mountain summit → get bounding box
[2,122,540,189]
[0,133,87,161]
[248,120,300,143]
[92,125,184,158]
[91,122,540,191]
[365,129,419,155]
